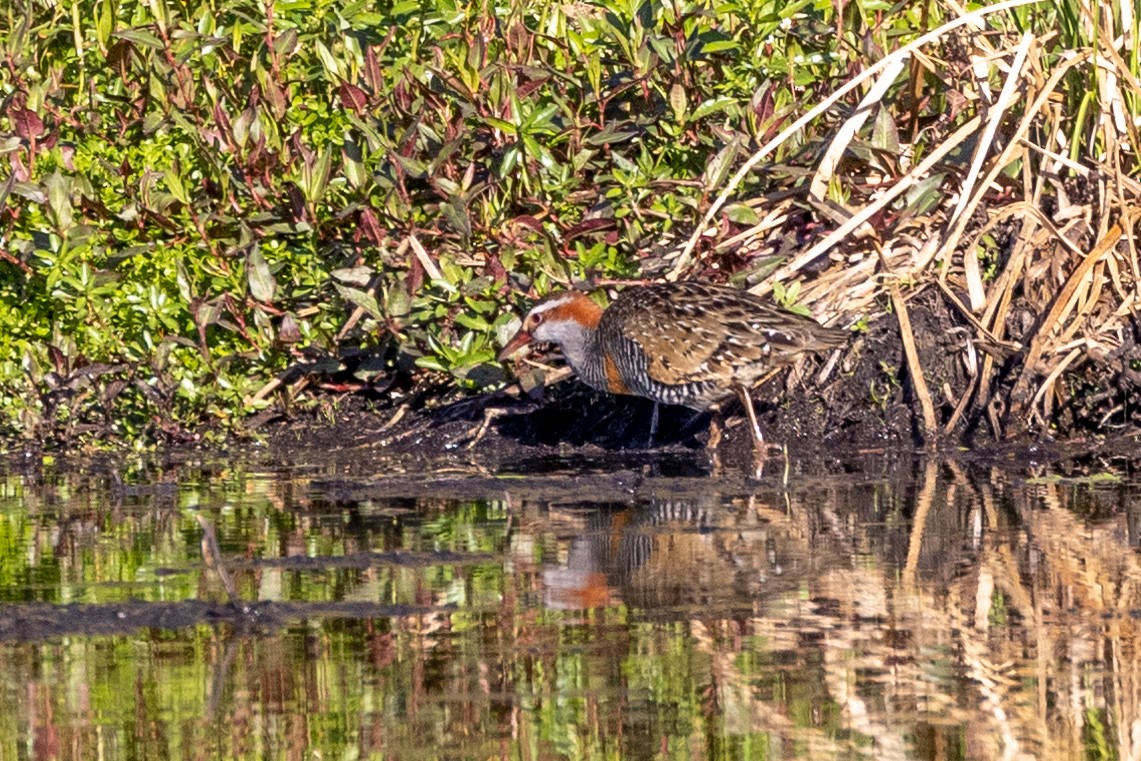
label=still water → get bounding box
[0,453,1139,760]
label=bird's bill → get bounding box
[497,329,533,361]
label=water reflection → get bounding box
[0,456,1138,759]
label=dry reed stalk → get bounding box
[968,224,1041,434]
[1054,260,1114,347]
[934,280,995,433]
[935,48,1091,264]
[941,31,1036,312]
[1004,224,1124,430]
[664,0,1049,281]
[931,44,1091,325]
[1121,208,1141,286]
[934,277,1011,347]
[1032,346,1083,420]
[710,199,793,253]
[889,283,939,437]
[749,114,982,299]
[1103,243,1129,304]
[857,40,1125,435]
[963,205,1096,432]
[808,57,909,202]
[652,0,1140,441]
[407,234,450,290]
[943,365,978,434]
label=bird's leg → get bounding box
[464,407,504,450]
[734,384,767,465]
[705,407,724,475]
[706,406,723,452]
[646,401,660,448]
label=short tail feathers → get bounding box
[812,323,849,352]
[767,319,848,357]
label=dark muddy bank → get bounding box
[261,288,1141,469]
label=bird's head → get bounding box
[497,290,604,365]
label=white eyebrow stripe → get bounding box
[530,295,578,315]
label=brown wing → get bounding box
[603,282,843,387]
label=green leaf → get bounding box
[95,0,113,47]
[669,83,687,124]
[872,107,900,153]
[246,245,277,302]
[903,173,946,216]
[299,144,333,202]
[455,312,489,331]
[484,117,517,135]
[723,203,760,225]
[332,267,376,286]
[700,39,739,54]
[44,171,73,230]
[691,96,736,121]
[585,123,639,146]
[703,141,739,191]
[314,40,343,79]
[176,261,193,302]
[113,28,165,49]
[164,164,190,205]
[334,283,383,319]
[273,27,298,56]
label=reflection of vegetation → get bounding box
[0,462,1140,758]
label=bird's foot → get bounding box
[463,408,505,450]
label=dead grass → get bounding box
[663,0,1141,442]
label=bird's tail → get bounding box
[811,323,850,352]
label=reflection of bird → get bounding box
[544,498,794,613]
[498,282,847,458]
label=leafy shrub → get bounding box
[3,0,1134,444]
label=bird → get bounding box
[497,281,847,460]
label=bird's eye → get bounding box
[530,313,544,327]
